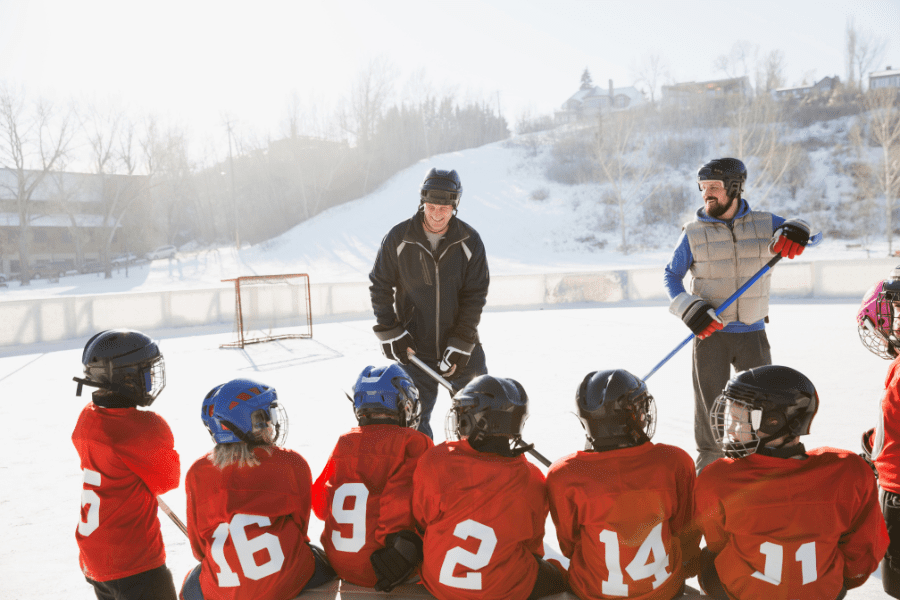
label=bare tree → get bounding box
[339,56,397,150]
[0,85,74,284]
[758,49,787,94]
[633,54,669,106]
[714,40,759,83]
[846,17,887,90]
[862,88,900,253]
[591,111,665,254]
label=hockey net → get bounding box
[220,273,312,348]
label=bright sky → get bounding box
[0,0,897,147]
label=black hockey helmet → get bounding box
[446,375,528,447]
[697,157,746,200]
[576,369,656,451]
[420,168,462,210]
[711,365,818,458]
[74,329,166,406]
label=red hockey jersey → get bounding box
[71,402,181,582]
[547,442,699,600]
[311,424,433,587]
[412,440,547,600]
[874,354,900,493]
[695,448,888,600]
[184,446,316,600]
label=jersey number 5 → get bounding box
[78,468,102,536]
[210,514,285,586]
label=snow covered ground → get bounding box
[1,300,892,599]
[1,140,897,598]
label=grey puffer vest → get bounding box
[684,211,774,325]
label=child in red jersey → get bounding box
[179,378,335,600]
[71,329,181,600]
[547,369,698,600]
[857,265,900,598]
[311,364,434,591]
[412,374,567,600]
[695,365,888,600]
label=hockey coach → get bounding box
[664,157,817,473]
[369,168,490,438]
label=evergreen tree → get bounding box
[580,68,594,91]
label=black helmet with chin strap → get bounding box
[420,168,462,211]
[697,158,746,201]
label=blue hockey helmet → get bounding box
[201,378,288,445]
[352,364,420,428]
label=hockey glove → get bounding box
[770,218,811,259]
[860,427,879,479]
[439,337,475,380]
[370,530,423,592]
[376,329,416,365]
[670,292,724,340]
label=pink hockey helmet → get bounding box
[858,268,900,360]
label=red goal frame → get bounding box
[220,273,313,348]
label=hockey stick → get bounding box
[157,496,188,537]
[642,254,784,381]
[407,355,553,467]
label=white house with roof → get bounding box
[555,82,646,123]
[870,66,900,90]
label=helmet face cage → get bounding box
[857,281,898,360]
[711,395,761,458]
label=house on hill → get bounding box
[773,75,840,100]
[661,76,752,107]
[555,81,646,123]
[870,66,900,90]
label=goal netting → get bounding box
[220,273,312,348]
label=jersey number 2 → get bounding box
[210,514,285,586]
[439,519,498,590]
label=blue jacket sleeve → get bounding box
[664,232,692,300]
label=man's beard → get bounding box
[706,195,735,219]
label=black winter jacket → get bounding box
[369,211,490,362]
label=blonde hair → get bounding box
[208,410,276,469]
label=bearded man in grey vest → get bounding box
[664,158,817,473]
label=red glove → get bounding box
[698,319,724,340]
[771,219,811,259]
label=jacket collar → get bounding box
[695,197,751,224]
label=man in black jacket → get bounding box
[369,168,490,438]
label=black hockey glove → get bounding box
[376,329,416,365]
[370,530,423,592]
[669,292,723,340]
[439,338,475,380]
[860,427,879,479]
[770,218,811,259]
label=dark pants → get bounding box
[693,330,771,473]
[179,544,336,600]
[406,343,487,439]
[87,564,177,600]
[527,555,569,600]
[882,490,900,598]
[698,548,846,600]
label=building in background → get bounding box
[773,75,841,101]
[870,66,900,90]
[661,76,752,107]
[0,168,151,277]
[556,80,646,123]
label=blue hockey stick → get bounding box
[642,253,783,381]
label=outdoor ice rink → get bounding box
[2,299,890,599]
